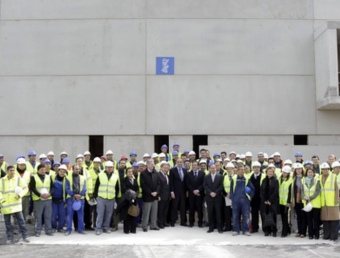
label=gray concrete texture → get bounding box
[1,1,340,161]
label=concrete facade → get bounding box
[0,0,340,163]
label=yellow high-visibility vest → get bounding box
[302,177,321,208]
[15,170,31,197]
[320,174,338,207]
[279,177,293,206]
[98,172,118,200]
[66,174,86,199]
[32,174,52,201]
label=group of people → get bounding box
[0,144,339,245]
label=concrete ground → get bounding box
[0,220,339,258]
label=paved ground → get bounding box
[0,220,339,258]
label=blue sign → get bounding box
[156,57,174,75]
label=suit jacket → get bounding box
[186,170,205,196]
[140,169,160,202]
[158,172,170,201]
[203,173,223,201]
[122,176,139,196]
[169,166,187,195]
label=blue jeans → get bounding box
[66,199,85,233]
[4,212,28,240]
[232,198,250,233]
[52,200,66,230]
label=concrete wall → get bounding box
[0,0,340,162]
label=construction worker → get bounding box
[160,144,171,162]
[142,153,151,162]
[51,164,67,233]
[30,164,54,237]
[257,152,268,172]
[312,155,321,174]
[278,165,293,237]
[105,150,117,168]
[120,155,131,169]
[273,152,284,169]
[83,151,93,170]
[61,157,71,172]
[136,161,145,226]
[93,161,119,235]
[47,151,55,167]
[152,153,160,172]
[229,164,255,236]
[38,153,47,165]
[295,152,304,164]
[0,165,30,244]
[14,158,31,223]
[65,164,87,236]
[26,150,39,174]
[220,151,227,162]
[60,151,68,163]
[245,152,253,168]
[320,162,339,241]
[52,161,60,172]
[0,153,8,173]
[44,159,55,177]
[129,151,138,167]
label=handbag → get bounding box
[263,212,276,228]
[127,204,140,217]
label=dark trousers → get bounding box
[171,192,186,225]
[188,194,203,226]
[323,220,339,240]
[224,206,233,231]
[158,199,169,227]
[279,205,291,236]
[294,203,307,235]
[207,198,222,231]
[262,206,277,234]
[306,208,320,238]
[84,200,92,229]
[251,198,261,232]
[91,205,97,228]
[124,214,137,233]
[136,198,143,225]
[4,212,28,240]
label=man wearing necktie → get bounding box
[169,159,188,227]
[157,161,171,228]
[186,161,205,227]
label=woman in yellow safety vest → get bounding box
[301,168,321,240]
[278,165,293,237]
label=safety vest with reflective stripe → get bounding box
[25,161,40,175]
[0,175,28,214]
[137,173,142,198]
[98,172,118,199]
[1,162,8,172]
[279,177,293,206]
[88,167,103,189]
[32,174,52,201]
[302,177,321,208]
[66,174,86,199]
[320,173,338,207]
[232,175,251,200]
[15,170,31,197]
[223,174,234,194]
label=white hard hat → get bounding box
[151,153,159,159]
[159,153,166,158]
[87,197,97,206]
[76,154,84,159]
[84,151,91,156]
[47,151,54,156]
[229,151,236,155]
[252,161,261,167]
[143,153,150,158]
[39,154,47,159]
[40,188,48,195]
[267,164,276,169]
[245,152,252,157]
[320,162,330,169]
[93,157,101,163]
[160,160,168,166]
[17,158,26,165]
[137,160,146,166]
[15,186,23,195]
[302,202,313,212]
[236,154,240,159]
[282,165,292,173]
[226,162,235,168]
[231,159,237,163]
[58,164,68,171]
[188,151,196,156]
[240,154,245,159]
[293,163,303,169]
[199,159,207,164]
[263,153,269,159]
[106,150,113,155]
[60,151,67,156]
[284,159,292,165]
[331,161,340,168]
[216,158,222,162]
[237,160,244,163]
[224,158,230,162]
[105,161,114,167]
[273,152,281,156]
[257,152,264,156]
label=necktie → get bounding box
[179,168,183,181]
[212,174,215,183]
[164,173,168,185]
[194,171,197,179]
[130,178,133,185]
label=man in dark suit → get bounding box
[157,161,171,229]
[140,159,160,232]
[186,161,205,227]
[204,164,224,233]
[169,159,187,226]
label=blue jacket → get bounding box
[52,175,66,200]
[229,176,255,201]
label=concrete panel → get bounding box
[314,0,340,20]
[147,19,314,75]
[0,20,145,75]
[208,135,293,146]
[0,76,146,135]
[1,0,146,20]
[316,111,340,134]
[0,136,88,165]
[309,135,340,145]
[146,75,316,135]
[201,145,340,164]
[146,0,313,19]
[169,136,193,152]
[104,136,154,161]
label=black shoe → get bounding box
[150,227,160,230]
[198,224,203,228]
[265,232,270,237]
[159,225,164,229]
[164,224,170,227]
[273,232,277,237]
[207,229,213,233]
[130,231,136,234]
[189,224,194,228]
[315,237,319,240]
[218,230,223,234]
[124,232,129,234]
[180,223,188,227]
[143,228,148,232]
[170,223,175,227]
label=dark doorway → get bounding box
[154,135,169,153]
[294,135,308,145]
[193,135,208,156]
[89,136,104,158]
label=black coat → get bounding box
[116,176,139,220]
[203,173,223,202]
[169,167,187,195]
[260,176,279,214]
[158,172,170,201]
[186,170,205,196]
[140,169,160,202]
